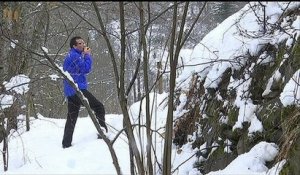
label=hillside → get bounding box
[173,2,300,174]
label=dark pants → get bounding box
[62,90,106,147]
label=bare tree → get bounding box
[1,2,25,171]
[163,2,207,174]
[139,2,153,174]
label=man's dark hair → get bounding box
[70,36,82,48]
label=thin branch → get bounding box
[180,2,207,49]
[92,2,120,89]
[125,58,141,96]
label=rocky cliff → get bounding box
[173,2,300,174]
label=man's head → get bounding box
[70,36,86,51]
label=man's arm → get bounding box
[63,53,92,74]
[80,54,92,74]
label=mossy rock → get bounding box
[289,36,300,70]
[250,63,277,104]
[278,105,300,174]
[205,98,223,117]
[203,145,237,173]
[258,102,282,142]
[281,105,297,115]
[280,161,291,175]
[259,103,281,128]
[279,136,300,175]
[227,107,238,126]
[219,122,233,140]
[236,130,251,155]
[288,139,300,174]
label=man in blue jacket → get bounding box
[62,36,107,148]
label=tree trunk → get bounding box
[163,2,189,174]
[25,2,50,130]
[163,3,178,174]
[139,2,153,174]
[157,61,163,94]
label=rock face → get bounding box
[172,2,300,174]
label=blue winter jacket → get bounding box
[63,48,92,97]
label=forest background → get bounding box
[0,2,245,117]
